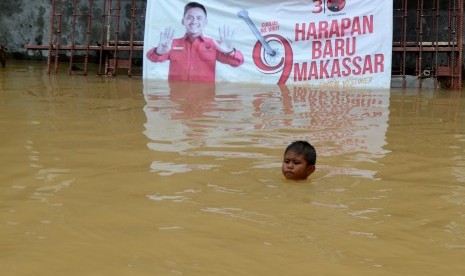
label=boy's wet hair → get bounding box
[285,140,317,165]
[184,2,207,17]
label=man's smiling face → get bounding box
[182,7,207,39]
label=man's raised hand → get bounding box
[215,25,235,54]
[156,27,175,55]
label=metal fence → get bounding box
[25,0,463,90]
[392,0,463,89]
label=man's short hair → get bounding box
[184,2,207,17]
[285,140,317,165]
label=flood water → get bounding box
[1,61,465,275]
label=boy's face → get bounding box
[282,150,315,180]
[182,7,207,38]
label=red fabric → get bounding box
[146,34,244,82]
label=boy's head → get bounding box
[282,140,316,180]
[182,2,208,39]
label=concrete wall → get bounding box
[0,1,50,58]
[0,0,146,59]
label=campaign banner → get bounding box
[143,0,393,88]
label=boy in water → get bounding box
[282,140,316,180]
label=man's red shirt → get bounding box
[147,34,244,82]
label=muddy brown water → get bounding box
[1,61,465,275]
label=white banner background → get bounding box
[143,0,393,88]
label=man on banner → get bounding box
[146,2,244,83]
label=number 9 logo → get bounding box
[252,34,293,85]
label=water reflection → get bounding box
[143,81,391,178]
[2,62,465,275]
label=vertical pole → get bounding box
[84,0,94,75]
[446,0,451,87]
[433,0,439,84]
[106,0,113,75]
[457,0,463,90]
[107,0,112,46]
[417,0,424,88]
[54,0,63,74]
[112,0,121,75]
[98,0,107,75]
[70,0,78,75]
[415,0,420,80]
[449,0,455,89]
[47,0,56,74]
[128,0,136,76]
[402,0,408,88]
